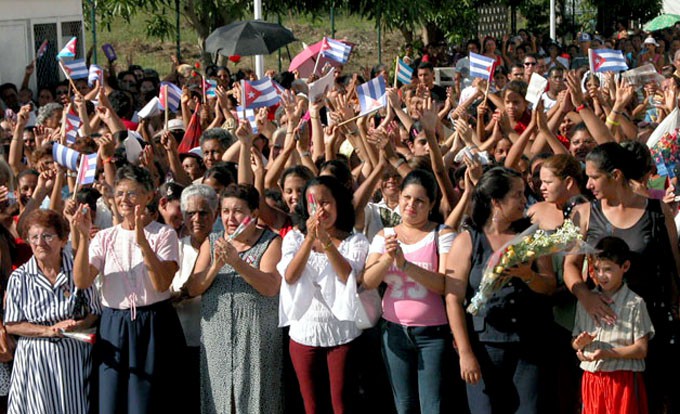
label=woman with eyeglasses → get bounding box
[4,209,100,413]
[72,164,186,414]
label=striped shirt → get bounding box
[4,252,101,414]
[573,284,655,373]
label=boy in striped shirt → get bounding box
[572,237,655,414]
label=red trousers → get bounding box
[581,370,648,414]
[289,340,354,414]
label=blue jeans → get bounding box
[381,320,448,414]
[466,341,542,414]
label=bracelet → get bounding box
[525,272,536,285]
[300,151,311,158]
[102,156,113,164]
[611,109,623,116]
[605,118,620,127]
[575,104,587,113]
[310,115,320,119]
[393,158,406,168]
[322,239,333,251]
[66,171,77,178]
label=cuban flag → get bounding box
[204,79,217,98]
[88,64,103,87]
[56,37,77,60]
[65,112,81,144]
[60,59,88,80]
[397,58,413,85]
[319,37,352,64]
[236,107,259,134]
[36,40,49,59]
[159,81,182,112]
[588,49,628,73]
[469,52,496,81]
[76,153,98,185]
[242,78,281,109]
[52,142,80,171]
[357,75,387,116]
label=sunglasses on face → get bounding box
[524,62,537,66]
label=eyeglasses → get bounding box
[28,233,57,245]
[523,61,537,66]
[115,190,139,200]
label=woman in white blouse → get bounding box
[278,175,369,414]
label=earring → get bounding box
[492,210,499,223]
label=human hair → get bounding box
[319,159,353,191]
[417,61,434,72]
[568,122,589,139]
[594,236,630,266]
[108,90,134,119]
[220,183,260,211]
[30,143,53,166]
[296,175,355,235]
[17,168,39,183]
[181,184,218,214]
[371,64,388,79]
[619,140,653,181]
[199,128,236,150]
[469,167,522,229]
[585,142,636,180]
[279,165,314,190]
[75,187,100,213]
[273,71,295,90]
[159,181,185,202]
[466,38,481,51]
[36,102,63,125]
[0,83,17,95]
[504,80,528,99]
[19,208,69,241]
[482,36,497,53]
[541,154,585,190]
[203,164,235,187]
[115,164,155,192]
[0,158,14,190]
[548,66,564,78]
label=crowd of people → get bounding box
[0,18,678,414]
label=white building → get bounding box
[0,0,84,92]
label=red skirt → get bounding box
[582,370,648,414]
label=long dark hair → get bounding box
[585,142,636,180]
[469,167,522,230]
[296,176,354,235]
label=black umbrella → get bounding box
[205,20,296,57]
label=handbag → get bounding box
[0,325,15,363]
[355,285,382,330]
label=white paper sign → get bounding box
[308,68,336,104]
[124,134,144,165]
[137,97,161,119]
[525,73,548,107]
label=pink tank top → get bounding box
[382,229,447,326]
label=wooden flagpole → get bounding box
[337,107,381,127]
[393,57,399,88]
[164,86,169,131]
[58,61,80,93]
[202,75,207,104]
[241,80,246,121]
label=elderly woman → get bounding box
[72,164,185,414]
[188,183,282,414]
[4,209,100,414]
[171,184,219,413]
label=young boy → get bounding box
[572,236,655,414]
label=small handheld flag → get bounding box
[242,78,281,109]
[588,49,628,73]
[60,59,88,80]
[76,153,98,185]
[36,40,49,59]
[64,112,82,144]
[469,52,496,81]
[56,37,78,60]
[159,82,183,112]
[236,107,259,134]
[319,37,352,64]
[88,65,103,87]
[204,79,217,98]
[356,76,387,116]
[396,58,414,86]
[52,142,80,171]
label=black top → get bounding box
[465,223,553,343]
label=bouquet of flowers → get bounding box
[649,127,680,177]
[466,219,592,316]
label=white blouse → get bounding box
[278,230,369,347]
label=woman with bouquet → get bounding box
[563,142,680,413]
[187,184,283,414]
[445,167,556,414]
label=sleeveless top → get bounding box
[587,199,674,308]
[465,223,553,343]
